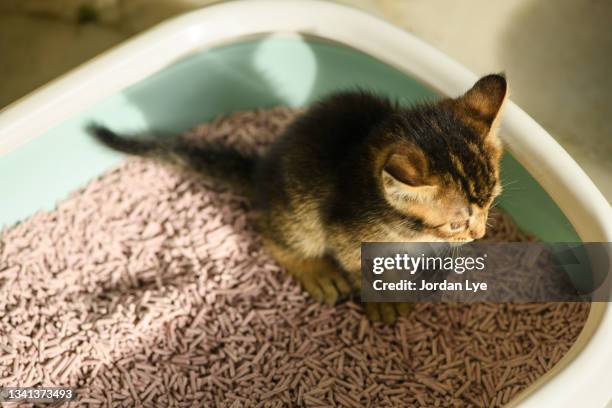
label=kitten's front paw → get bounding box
[299,268,352,306]
[364,302,413,324]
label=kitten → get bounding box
[89,74,508,323]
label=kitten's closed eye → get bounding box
[449,222,465,231]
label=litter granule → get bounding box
[0,108,590,407]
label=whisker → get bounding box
[501,186,526,192]
[501,179,520,188]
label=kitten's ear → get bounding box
[382,148,438,202]
[456,74,508,140]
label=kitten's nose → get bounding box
[469,208,487,239]
[470,224,486,239]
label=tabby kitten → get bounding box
[89,74,508,323]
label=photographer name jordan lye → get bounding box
[370,252,489,292]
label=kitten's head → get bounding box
[380,74,508,242]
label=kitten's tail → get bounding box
[87,124,256,195]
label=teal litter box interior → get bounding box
[0,36,579,244]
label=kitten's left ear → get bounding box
[382,147,439,204]
[456,74,508,140]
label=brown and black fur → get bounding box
[89,74,508,323]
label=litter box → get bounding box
[0,0,610,406]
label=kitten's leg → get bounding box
[363,302,413,324]
[347,272,413,324]
[265,240,352,305]
[335,248,414,324]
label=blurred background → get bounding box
[1,0,610,202]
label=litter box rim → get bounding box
[0,1,610,407]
